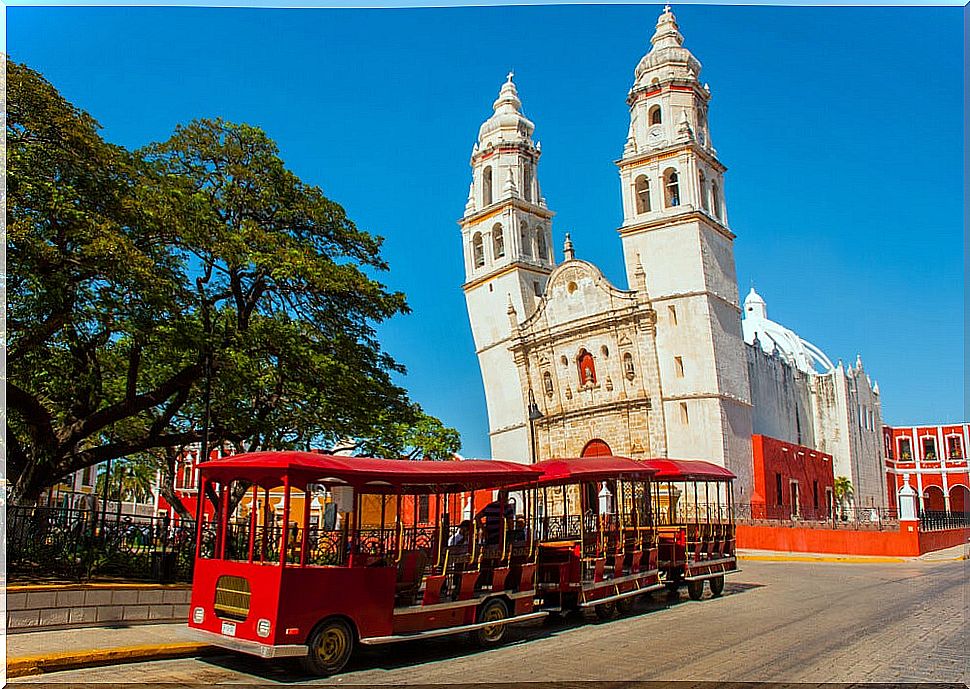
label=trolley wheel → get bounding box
[686,579,705,601]
[709,575,725,597]
[594,601,617,620]
[615,596,635,616]
[302,618,355,677]
[472,598,509,646]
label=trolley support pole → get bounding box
[300,483,311,566]
[279,476,291,567]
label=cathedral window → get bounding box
[536,229,548,260]
[577,349,596,386]
[668,305,678,325]
[543,372,554,398]
[674,356,685,378]
[947,435,963,459]
[664,169,680,207]
[492,224,505,258]
[634,175,651,214]
[712,182,721,219]
[472,232,485,268]
[649,105,662,125]
[921,437,937,460]
[521,225,532,259]
[680,402,690,425]
[698,171,709,212]
[483,166,493,206]
[623,353,635,381]
[523,161,534,202]
[600,345,609,358]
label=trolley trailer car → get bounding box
[529,456,664,619]
[642,458,740,600]
[187,452,547,675]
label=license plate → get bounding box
[221,621,236,636]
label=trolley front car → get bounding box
[188,452,545,675]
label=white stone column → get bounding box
[897,474,918,521]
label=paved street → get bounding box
[15,558,967,685]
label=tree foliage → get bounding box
[7,60,460,503]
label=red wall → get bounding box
[750,435,834,520]
[737,522,968,557]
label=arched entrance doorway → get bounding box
[922,485,946,513]
[581,439,612,458]
[948,485,969,514]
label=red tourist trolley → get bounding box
[188,451,741,675]
[530,456,664,619]
[187,452,546,675]
[642,458,740,599]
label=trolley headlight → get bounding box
[192,607,205,624]
[256,618,272,638]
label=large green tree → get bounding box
[7,60,459,503]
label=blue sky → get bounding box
[10,4,964,457]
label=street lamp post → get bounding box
[527,389,543,465]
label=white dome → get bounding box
[742,288,834,375]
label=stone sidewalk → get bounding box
[6,622,213,678]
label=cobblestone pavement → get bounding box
[14,558,968,685]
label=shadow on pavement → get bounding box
[195,580,764,682]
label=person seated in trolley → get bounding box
[475,490,514,545]
[448,519,473,547]
[511,515,529,542]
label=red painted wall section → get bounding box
[737,522,968,557]
[750,435,834,520]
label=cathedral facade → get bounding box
[460,6,885,509]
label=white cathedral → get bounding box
[459,6,886,508]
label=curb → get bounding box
[7,642,216,678]
[738,553,909,563]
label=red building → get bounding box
[749,434,835,520]
[883,423,969,514]
[156,444,235,521]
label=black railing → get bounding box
[919,510,970,531]
[8,506,196,583]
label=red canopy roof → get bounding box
[640,458,735,481]
[532,456,656,485]
[198,451,541,492]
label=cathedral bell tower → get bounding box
[461,73,555,463]
[617,7,753,484]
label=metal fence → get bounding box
[919,510,970,532]
[7,506,197,583]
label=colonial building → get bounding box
[461,6,888,509]
[883,423,969,514]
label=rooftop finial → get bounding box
[634,253,648,297]
[651,3,685,51]
[563,233,575,261]
[506,70,515,83]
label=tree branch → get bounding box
[58,363,203,451]
[7,381,56,445]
